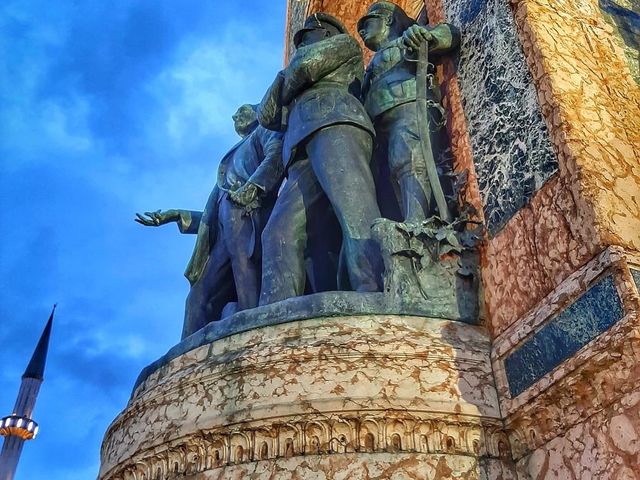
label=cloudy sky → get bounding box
[0,1,286,478]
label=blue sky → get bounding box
[0,1,287,478]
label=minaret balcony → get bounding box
[0,415,39,440]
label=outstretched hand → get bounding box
[402,25,434,52]
[228,182,260,208]
[135,209,179,227]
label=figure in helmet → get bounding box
[258,12,383,304]
[358,2,460,223]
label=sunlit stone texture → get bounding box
[425,0,639,338]
[482,0,640,335]
[99,316,515,479]
[422,0,638,477]
[491,248,640,478]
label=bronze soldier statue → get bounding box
[257,13,383,305]
[358,2,460,223]
[136,104,284,338]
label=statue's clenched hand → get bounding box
[135,209,180,227]
[402,25,434,51]
[228,182,260,208]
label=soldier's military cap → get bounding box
[357,2,415,33]
[293,12,348,47]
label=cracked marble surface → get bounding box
[430,0,640,340]
[486,248,640,479]
[99,315,512,479]
[196,453,516,480]
[504,273,624,396]
[516,389,640,479]
[441,0,558,236]
[480,0,640,335]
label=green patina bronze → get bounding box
[135,4,481,341]
[136,104,285,338]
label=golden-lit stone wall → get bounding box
[424,0,640,472]
[511,0,640,251]
[424,0,640,336]
[493,0,640,334]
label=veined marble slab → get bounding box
[442,0,558,235]
[100,315,514,480]
[504,274,624,397]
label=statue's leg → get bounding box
[306,124,383,292]
[371,122,403,221]
[219,197,260,311]
[304,195,341,293]
[182,231,234,339]
[259,159,326,305]
[386,102,434,223]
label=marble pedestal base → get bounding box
[99,315,515,479]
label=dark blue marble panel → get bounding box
[599,0,640,51]
[442,0,559,235]
[505,275,624,397]
[631,268,640,291]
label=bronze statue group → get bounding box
[136,2,460,339]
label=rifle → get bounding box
[415,39,452,223]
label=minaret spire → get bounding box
[22,304,55,380]
[0,305,55,480]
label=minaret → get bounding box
[0,305,55,480]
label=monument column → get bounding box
[421,0,640,476]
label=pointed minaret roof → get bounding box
[22,305,55,380]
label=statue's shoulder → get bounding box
[255,124,283,142]
[305,33,360,54]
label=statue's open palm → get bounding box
[135,209,179,227]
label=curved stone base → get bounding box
[99,315,515,479]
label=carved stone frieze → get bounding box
[104,412,511,480]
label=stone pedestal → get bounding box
[99,315,515,479]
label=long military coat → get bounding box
[258,33,375,168]
[176,125,284,285]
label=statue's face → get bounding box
[233,105,256,137]
[359,15,391,51]
[298,28,330,48]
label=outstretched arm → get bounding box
[135,209,203,234]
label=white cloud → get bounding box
[147,21,283,151]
